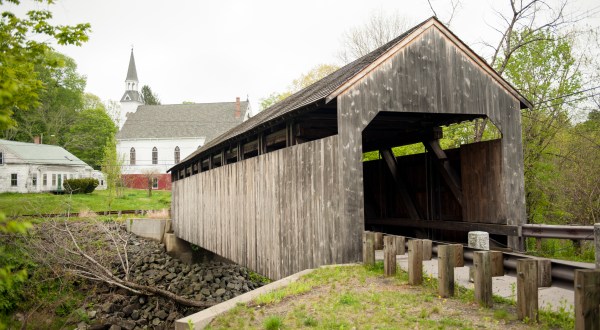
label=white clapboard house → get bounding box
[0,139,106,193]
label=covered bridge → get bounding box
[169,17,530,280]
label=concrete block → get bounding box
[126,218,167,242]
[468,231,490,250]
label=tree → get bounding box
[142,169,160,197]
[141,85,161,105]
[337,11,411,63]
[101,135,124,210]
[4,51,87,145]
[0,0,90,130]
[0,0,89,290]
[63,94,118,169]
[259,64,339,111]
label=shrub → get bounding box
[63,178,99,194]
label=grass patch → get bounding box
[0,188,171,216]
[208,263,575,330]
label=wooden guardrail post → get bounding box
[375,232,384,250]
[473,251,492,307]
[451,244,464,267]
[395,235,406,255]
[438,244,456,297]
[384,236,397,276]
[490,251,504,277]
[422,239,432,260]
[362,231,375,266]
[575,269,600,329]
[408,239,423,285]
[595,223,599,269]
[536,259,552,288]
[517,259,539,323]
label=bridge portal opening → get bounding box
[361,112,509,247]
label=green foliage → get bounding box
[263,315,283,330]
[141,85,161,105]
[63,94,118,169]
[260,64,339,111]
[248,271,271,284]
[501,29,586,225]
[0,0,90,130]
[63,178,99,194]
[101,135,124,208]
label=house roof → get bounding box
[126,49,138,82]
[0,139,89,166]
[116,102,248,140]
[174,16,531,170]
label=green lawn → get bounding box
[0,188,171,216]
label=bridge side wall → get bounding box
[172,135,349,280]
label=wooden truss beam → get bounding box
[366,218,519,236]
[380,148,422,220]
[424,139,463,206]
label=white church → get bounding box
[116,50,250,190]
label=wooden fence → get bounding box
[364,230,600,328]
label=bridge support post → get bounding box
[422,239,432,260]
[383,236,397,276]
[408,239,423,285]
[473,251,492,308]
[517,259,538,322]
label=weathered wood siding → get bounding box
[172,135,351,280]
[338,26,526,248]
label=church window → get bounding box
[174,146,180,164]
[11,173,17,186]
[152,147,158,165]
[130,147,136,165]
[32,173,37,186]
[43,174,47,186]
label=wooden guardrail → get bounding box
[364,231,600,328]
[522,224,594,240]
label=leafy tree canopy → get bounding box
[0,0,90,130]
[141,85,161,105]
[259,64,339,111]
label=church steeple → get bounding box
[119,48,144,130]
[125,49,139,91]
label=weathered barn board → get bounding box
[461,140,506,224]
[172,135,345,279]
[338,25,526,247]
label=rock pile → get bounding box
[78,232,267,329]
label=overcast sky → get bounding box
[8,0,600,113]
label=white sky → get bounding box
[7,0,600,112]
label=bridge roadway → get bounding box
[375,250,575,312]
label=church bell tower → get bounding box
[119,49,144,129]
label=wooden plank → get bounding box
[422,239,432,261]
[517,259,539,323]
[451,244,464,267]
[395,235,406,255]
[490,251,504,277]
[366,218,519,236]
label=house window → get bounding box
[174,146,180,164]
[152,177,158,189]
[11,173,17,186]
[32,173,37,186]
[52,174,56,186]
[43,174,47,186]
[152,147,158,165]
[130,147,136,165]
